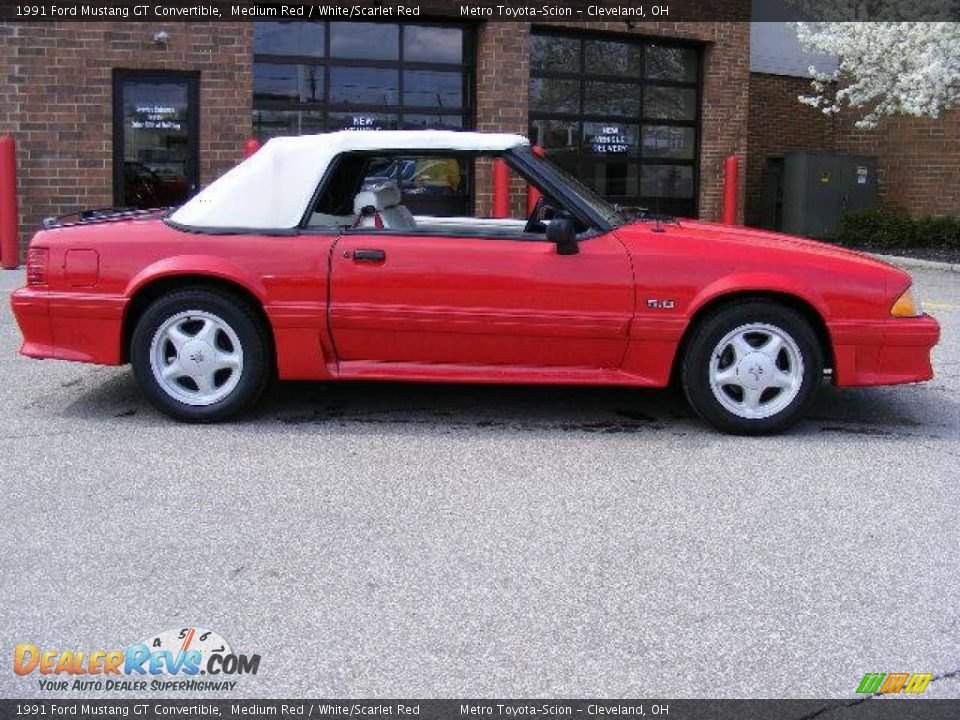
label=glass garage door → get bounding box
[528,30,701,218]
[252,21,474,138]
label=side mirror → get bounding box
[547,218,578,256]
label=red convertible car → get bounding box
[11,131,939,434]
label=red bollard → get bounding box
[527,185,542,215]
[721,154,739,225]
[0,135,19,270]
[243,137,261,158]
[492,158,510,219]
[526,144,545,214]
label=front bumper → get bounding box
[831,314,940,387]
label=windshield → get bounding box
[516,148,628,228]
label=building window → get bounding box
[253,22,474,139]
[529,30,701,217]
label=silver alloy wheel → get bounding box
[708,322,804,420]
[149,310,244,406]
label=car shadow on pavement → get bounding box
[260,380,695,435]
[61,369,958,440]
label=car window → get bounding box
[306,150,585,239]
[308,153,472,228]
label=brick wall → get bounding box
[0,22,252,250]
[747,71,960,226]
[474,23,531,217]
[836,111,960,218]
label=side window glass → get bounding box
[475,155,586,235]
[307,151,587,238]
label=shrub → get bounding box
[836,208,960,249]
[915,215,960,250]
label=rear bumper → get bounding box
[831,314,940,387]
[11,287,126,364]
[11,287,55,359]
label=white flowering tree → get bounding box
[794,22,960,128]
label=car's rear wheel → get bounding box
[131,288,270,422]
[681,301,823,435]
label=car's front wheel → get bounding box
[131,288,271,422]
[681,301,823,435]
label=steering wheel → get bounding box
[524,195,548,234]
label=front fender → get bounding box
[687,272,832,320]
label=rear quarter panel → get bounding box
[28,219,336,378]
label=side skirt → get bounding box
[335,361,662,387]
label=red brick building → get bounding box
[746,24,959,229]
[0,17,752,249]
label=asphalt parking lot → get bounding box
[0,264,957,701]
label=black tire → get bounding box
[681,301,823,435]
[130,288,271,422]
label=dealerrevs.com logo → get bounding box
[13,627,260,692]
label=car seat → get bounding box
[353,182,416,230]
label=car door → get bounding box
[328,230,635,369]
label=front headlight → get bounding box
[891,284,923,317]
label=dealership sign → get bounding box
[588,126,630,154]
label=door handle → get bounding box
[353,249,386,262]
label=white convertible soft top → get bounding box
[169,130,530,230]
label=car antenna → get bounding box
[652,196,664,233]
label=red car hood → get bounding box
[616,218,901,273]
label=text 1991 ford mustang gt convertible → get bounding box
[11,131,940,434]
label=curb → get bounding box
[872,253,960,274]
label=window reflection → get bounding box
[585,40,641,75]
[646,45,698,82]
[254,22,325,56]
[530,35,579,72]
[120,79,193,208]
[330,22,399,60]
[403,114,463,130]
[530,78,579,113]
[404,25,462,63]
[403,71,462,109]
[529,118,579,174]
[641,165,694,198]
[253,109,325,139]
[584,82,639,116]
[585,160,638,197]
[642,126,695,160]
[329,67,399,106]
[254,64,323,103]
[644,86,697,121]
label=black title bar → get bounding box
[0,0,957,23]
